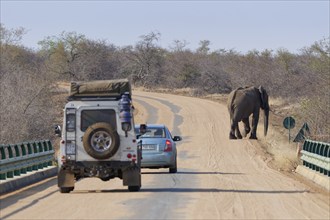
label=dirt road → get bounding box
[1,91,329,219]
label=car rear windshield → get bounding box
[135,127,165,138]
[81,109,116,132]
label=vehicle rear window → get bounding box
[135,127,165,138]
[81,109,116,131]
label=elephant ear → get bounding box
[258,86,266,108]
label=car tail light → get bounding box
[164,140,172,152]
[132,154,137,162]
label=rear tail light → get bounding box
[132,154,137,162]
[164,140,172,152]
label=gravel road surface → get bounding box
[1,91,329,219]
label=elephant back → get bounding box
[227,86,259,116]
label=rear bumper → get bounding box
[141,152,175,168]
[59,160,138,179]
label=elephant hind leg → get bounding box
[229,133,237,139]
[249,112,259,140]
[236,127,242,139]
[242,118,251,137]
[229,120,238,139]
[249,134,258,140]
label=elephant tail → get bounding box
[229,87,243,113]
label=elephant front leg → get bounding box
[242,118,251,137]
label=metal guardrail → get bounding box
[0,140,54,180]
[301,139,330,177]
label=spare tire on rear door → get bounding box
[83,122,120,159]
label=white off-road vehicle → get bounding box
[55,79,141,193]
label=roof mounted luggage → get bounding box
[68,79,132,100]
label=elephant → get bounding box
[227,86,269,140]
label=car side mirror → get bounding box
[55,125,62,137]
[173,136,182,142]
[139,124,147,135]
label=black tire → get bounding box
[60,187,74,193]
[83,122,120,160]
[100,177,111,181]
[169,157,177,173]
[128,186,141,192]
[169,167,177,173]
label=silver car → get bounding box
[135,124,182,173]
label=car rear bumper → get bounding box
[141,152,175,168]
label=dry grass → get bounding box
[209,94,302,173]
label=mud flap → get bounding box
[122,166,141,187]
[58,169,75,188]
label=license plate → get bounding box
[66,143,76,154]
[142,144,156,150]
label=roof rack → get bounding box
[67,96,121,101]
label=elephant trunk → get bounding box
[264,108,269,136]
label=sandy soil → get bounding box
[1,90,329,219]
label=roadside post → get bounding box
[283,116,295,142]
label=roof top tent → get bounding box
[68,78,132,101]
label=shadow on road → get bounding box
[141,171,243,175]
[72,189,132,193]
[0,177,57,210]
[71,187,309,194]
[134,95,183,135]
[140,188,309,194]
[0,177,58,219]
